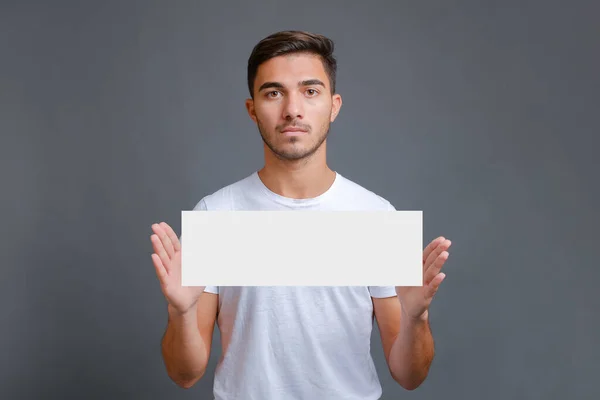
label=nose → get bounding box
[282,92,304,120]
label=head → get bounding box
[245,31,342,161]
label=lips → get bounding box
[281,127,307,133]
[281,128,308,137]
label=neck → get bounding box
[258,142,336,199]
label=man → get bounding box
[150,30,451,400]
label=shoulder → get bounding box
[192,173,256,211]
[334,173,396,211]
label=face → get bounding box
[246,53,342,161]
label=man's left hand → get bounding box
[396,236,452,320]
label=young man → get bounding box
[150,30,451,400]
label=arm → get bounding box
[150,221,219,389]
[161,292,218,388]
[374,297,434,390]
[375,235,451,390]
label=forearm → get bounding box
[161,305,209,388]
[388,310,435,390]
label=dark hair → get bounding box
[247,30,337,98]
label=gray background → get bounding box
[1,0,598,399]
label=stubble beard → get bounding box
[257,118,331,162]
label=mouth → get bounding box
[280,128,308,136]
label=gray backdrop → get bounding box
[2,0,598,399]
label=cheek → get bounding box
[255,103,280,122]
[311,100,332,120]
[304,97,331,117]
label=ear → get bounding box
[330,94,342,122]
[245,98,257,123]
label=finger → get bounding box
[425,239,450,266]
[424,251,449,285]
[423,236,445,264]
[151,253,168,286]
[160,222,181,252]
[151,234,171,273]
[425,272,446,299]
[424,239,451,271]
[152,223,175,259]
[152,223,175,258]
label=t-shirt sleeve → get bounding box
[368,286,397,298]
[204,286,219,294]
[193,197,208,211]
[386,200,396,211]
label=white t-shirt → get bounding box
[194,171,397,400]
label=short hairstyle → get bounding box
[247,30,337,98]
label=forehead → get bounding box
[255,53,329,87]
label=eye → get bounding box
[306,88,319,96]
[267,90,281,98]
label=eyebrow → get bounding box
[258,79,326,92]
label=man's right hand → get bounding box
[151,222,206,316]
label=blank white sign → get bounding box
[181,210,422,287]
